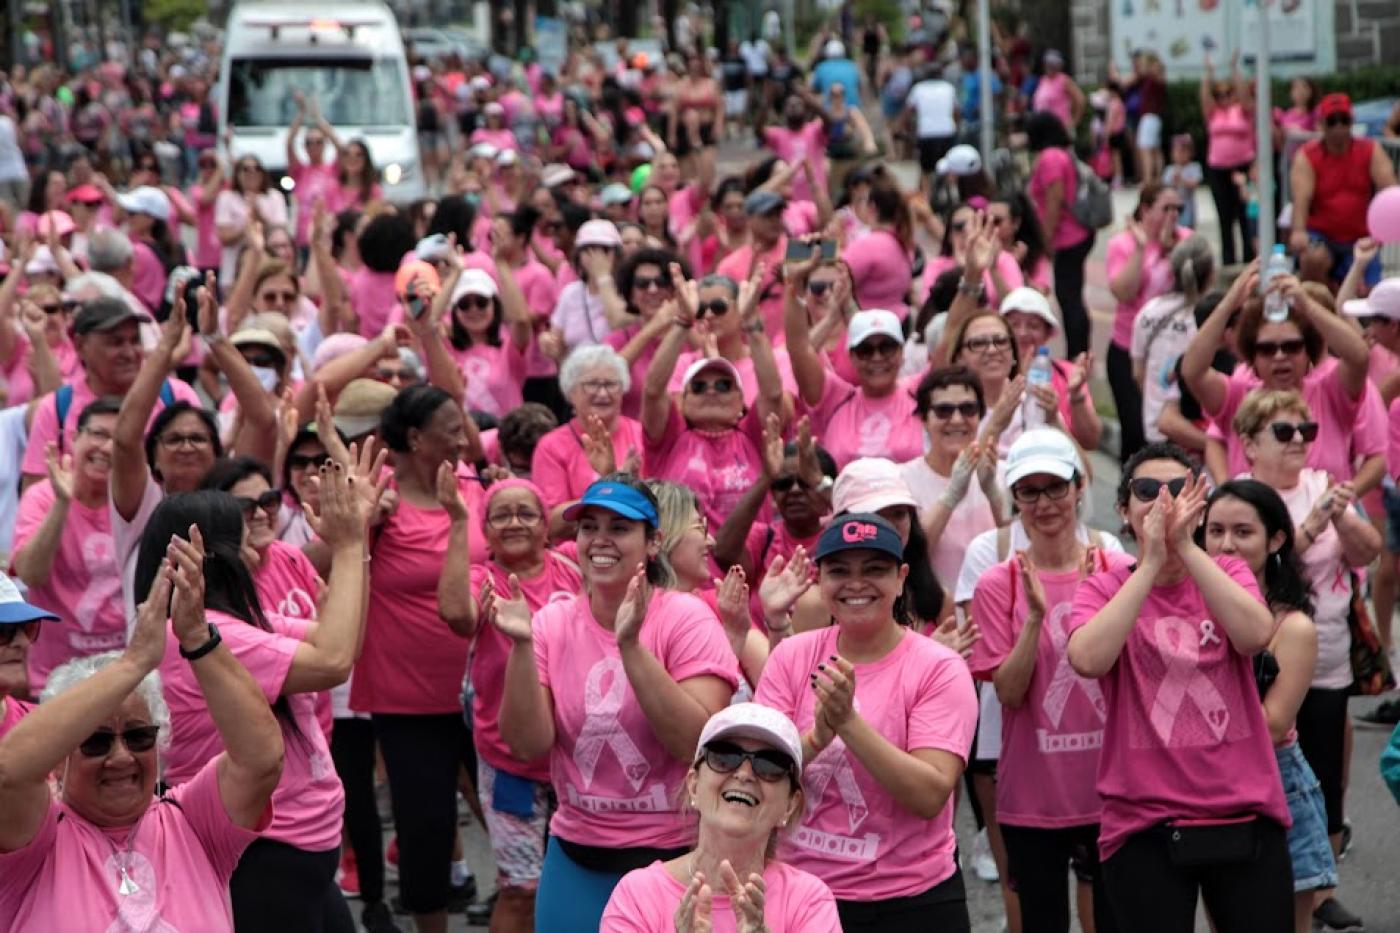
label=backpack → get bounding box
[55,380,176,454]
[1069,154,1113,230]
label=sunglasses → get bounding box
[807,280,832,296]
[241,354,280,369]
[690,377,735,395]
[697,299,732,319]
[1012,478,1073,505]
[632,275,669,292]
[951,220,968,233]
[260,290,297,305]
[1129,476,1188,502]
[79,725,160,758]
[236,489,282,519]
[288,452,330,471]
[1268,421,1319,443]
[701,740,794,783]
[39,303,64,315]
[770,474,810,493]
[457,294,492,311]
[962,334,1012,354]
[487,508,543,529]
[929,401,980,421]
[852,339,901,360]
[0,620,40,646]
[1325,114,1352,127]
[1254,338,1305,358]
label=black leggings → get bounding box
[1001,823,1116,933]
[231,838,354,933]
[1100,820,1292,933]
[1296,685,1350,834]
[1053,234,1096,360]
[330,717,385,904]
[836,868,971,932]
[1206,162,1256,267]
[1106,343,1145,464]
[373,712,473,914]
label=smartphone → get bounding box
[784,240,836,262]
[184,269,217,330]
[406,291,428,319]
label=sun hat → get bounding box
[332,379,398,439]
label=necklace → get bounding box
[101,809,150,897]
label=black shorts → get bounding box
[918,135,955,175]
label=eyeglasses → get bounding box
[1268,421,1319,443]
[1129,476,1188,502]
[806,280,833,296]
[78,725,160,758]
[689,377,735,395]
[852,339,901,360]
[632,275,669,292]
[1325,114,1352,127]
[79,425,114,443]
[260,290,297,305]
[701,740,794,783]
[39,303,64,315]
[487,508,543,529]
[237,489,283,520]
[1011,478,1073,505]
[961,334,1012,354]
[0,620,40,646]
[771,474,811,493]
[928,401,981,421]
[288,452,330,471]
[158,431,214,451]
[697,299,731,318]
[1161,203,1183,213]
[950,220,968,233]
[579,379,622,396]
[456,295,492,311]
[1254,338,1305,358]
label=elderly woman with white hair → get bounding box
[0,537,284,932]
[532,344,645,538]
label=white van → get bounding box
[218,1,424,202]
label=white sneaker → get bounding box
[971,827,999,883]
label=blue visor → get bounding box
[562,480,659,527]
[813,512,905,563]
[0,574,60,625]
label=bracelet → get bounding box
[1070,392,1088,404]
[179,623,222,661]
[200,332,227,349]
[957,280,984,299]
[741,319,765,334]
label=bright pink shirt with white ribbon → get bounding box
[601,860,841,932]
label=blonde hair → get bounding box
[1233,388,1311,440]
[642,480,691,589]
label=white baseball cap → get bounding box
[495,148,520,166]
[468,142,499,162]
[450,269,499,304]
[680,356,742,390]
[998,286,1059,331]
[1005,427,1081,488]
[576,219,622,249]
[936,144,982,177]
[846,309,904,350]
[694,703,804,779]
[823,39,846,59]
[115,185,172,222]
[1342,278,1400,321]
[541,164,578,188]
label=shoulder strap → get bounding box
[54,384,74,454]
[758,525,776,570]
[996,525,1011,562]
[549,549,581,577]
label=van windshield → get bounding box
[228,57,409,128]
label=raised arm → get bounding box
[493,240,536,351]
[197,277,278,463]
[10,446,74,588]
[112,305,188,520]
[783,252,828,407]
[1181,263,1255,418]
[435,463,477,637]
[285,100,306,171]
[1199,56,1218,119]
[642,305,690,441]
[714,414,783,576]
[1288,151,1316,255]
[1280,275,1369,399]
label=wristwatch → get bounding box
[179,623,222,662]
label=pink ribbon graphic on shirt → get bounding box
[1148,617,1230,747]
[804,735,869,832]
[1042,602,1107,729]
[104,851,178,933]
[574,657,650,792]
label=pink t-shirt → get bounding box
[919,253,1024,311]
[160,609,343,853]
[533,590,738,848]
[214,190,289,285]
[346,266,403,339]
[2,334,80,409]
[665,347,798,407]
[643,404,769,531]
[605,325,656,419]
[288,162,338,246]
[10,481,126,691]
[970,556,1107,827]
[1207,104,1256,168]
[449,339,528,417]
[190,187,224,270]
[803,372,924,470]
[1032,73,1074,130]
[782,200,821,239]
[0,696,30,738]
[352,473,483,714]
[1067,552,1291,859]
[468,551,582,782]
[128,238,166,313]
[531,417,646,511]
[762,122,827,203]
[1388,396,1400,481]
[1029,148,1090,252]
[469,127,518,151]
[753,626,977,900]
[0,757,266,933]
[323,178,383,216]
[1104,227,1191,349]
[1204,359,1386,481]
[514,257,559,316]
[600,860,841,932]
[899,457,999,587]
[550,280,615,349]
[253,540,323,621]
[842,230,913,320]
[22,376,202,476]
[716,239,787,342]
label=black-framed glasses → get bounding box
[1269,421,1319,444]
[771,474,811,493]
[929,401,980,421]
[39,303,65,315]
[288,452,331,471]
[807,280,833,296]
[456,295,492,311]
[79,425,114,443]
[259,290,297,305]
[0,620,40,646]
[701,740,794,783]
[852,339,901,360]
[697,299,731,318]
[158,431,214,451]
[1254,338,1305,358]
[962,334,1012,354]
[79,725,160,758]
[689,377,735,395]
[1325,114,1352,127]
[486,508,543,529]
[950,220,968,233]
[236,489,282,520]
[1011,479,1073,505]
[1129,476,1188,502]
[632,274,669,292]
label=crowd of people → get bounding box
[0,7,1398,933]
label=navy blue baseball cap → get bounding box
[813,512,905,563]
[562,479,659,527]
[0,573,59,625]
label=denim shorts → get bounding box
[1276,741,1338,892]
[1382,477,1400,552]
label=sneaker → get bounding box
[1339,820,1354,861]
[1356,697,1400,727]
[384,836,399,881]
[361,900,402,933]
[337,849,360,899]
[465,892,497,926]
[1313,897,1365,932]
[971,827,999,883]
[447,876,478,912]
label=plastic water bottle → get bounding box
[1262,244,1293,322]
[1024,346,1054,427]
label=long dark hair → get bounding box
[990,190,1048,279]
[900,518,945,624]
[1200,480,1315,616]
[337,140,377,206]
[868,180,912,252]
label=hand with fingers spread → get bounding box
[715,566,752,644]
[436,461,469,522]
[312,383,354,466]
[304,460,374,548]
[737,262,767,324]
[812,654,857,740]
[674,874,714,933]
[760,412,785,480]
[581,414,618,476]
[1165,472,1208,554]
[480,575,534,644]
[670,262,699,321]
[719,860,768,933]
[930,615,981,657]
[614,565,653,647]
[620,446,642,476]
[758,547,815,623]
[166,526,210,649]
[44,443,74,503]
[1067,351,1093,396]
[127,560,175,671]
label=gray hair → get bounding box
[65,270,126,301]
[1170,234,1216,307]
[86,228,135,274]
[559,344,631,396]
[397,347,424,381]
[698,274,739,300]
[42,651,173,754]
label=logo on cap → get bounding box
[842,521,879,543]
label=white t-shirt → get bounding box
[0,116,27,183]
[740,39,771,76]
[0,404,30,561]
[900,456,1004,588]
[1129,293,1194,444]
[905,79,957,139]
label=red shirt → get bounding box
[1303,137,1376,243]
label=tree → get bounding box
[143,0,205,33]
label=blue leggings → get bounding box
[535,837,629,933]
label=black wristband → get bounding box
[179,623,222,661]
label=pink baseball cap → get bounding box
[576,219,622,249]
[36,211,75,238]
[832,458,917,515]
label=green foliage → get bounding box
[143,0,206,32]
